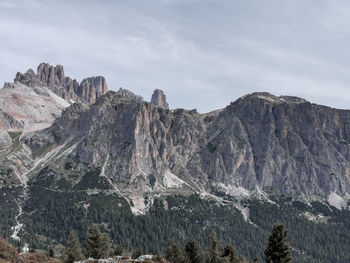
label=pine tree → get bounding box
[49,247,55,258]
[185,239,201,263]
[152,251,164,262]
[114,243,124,256]
[221,245,240,263]
[63,231,83,263]
[132,247,142,259]
[165,241,185,263]
[264,223,292,263]
[206,232,224,263]
[84,224,111,259]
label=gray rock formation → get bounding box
[151,89,169,109]
[20,91,350,200]
[0,130,11,148]
[0,110,24,131]
[77,76,108,104]
[14,62,108,104]
[0,62,109,135]
[0,82,69,132]
[116,88,144,102]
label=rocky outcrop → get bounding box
[116,88,144,102]
[77,76,108,104]
[36,63,65,87]
[0,110,24,131]
[14,62,108,104]
[0,130,12,148]
[150,89,169,109]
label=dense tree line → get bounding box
[61,222,292,263]
[1,181,349,262]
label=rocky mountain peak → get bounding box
[12,62,108,104]
[235,92,308,105]
[37,62,65,87]
[151,89,169,109]
[77,76,108,104]
[116,88,144,102]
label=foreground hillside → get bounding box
[0,237,60,263]
[0,64,350,262]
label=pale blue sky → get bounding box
[1,0,350,112]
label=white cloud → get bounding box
[1,0,350,112]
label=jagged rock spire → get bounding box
[151,89,169,109]
[13,62,108,104]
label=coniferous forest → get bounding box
[1,187,349,262]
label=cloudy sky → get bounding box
[1,0,350,112]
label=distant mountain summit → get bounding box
[0,63,108,133]
[13,62,108,104]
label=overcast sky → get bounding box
[1,0,350,112]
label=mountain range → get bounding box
[0,63,349,262]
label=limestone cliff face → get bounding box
[22,92,350,199]
[77,76,108,104]
[0,63,109,186]
[207,93,350,196]
[14,62,108,104]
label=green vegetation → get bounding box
[83,224,111,259]
[132,247,143,259]
[249,198,350,262]
[2,131,22,156]
[0,187,21,243]
[264,224,291,263]
[31,144,54,159]
[114,243,124,256]
[73,168,111,190]
[185,240,201,263]
[1,179,349,262]
[165,242,185,263]
[63,231,83,263]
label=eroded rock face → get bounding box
[23,91,350,199]
[0,62,109,135]
[150,89,169,109]
[77,76,108,104]
[14,62,108,104]
[37,63,65,87]
[0,82,70,132]
[0,110,24,131]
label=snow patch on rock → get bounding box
[328,192,347,210]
